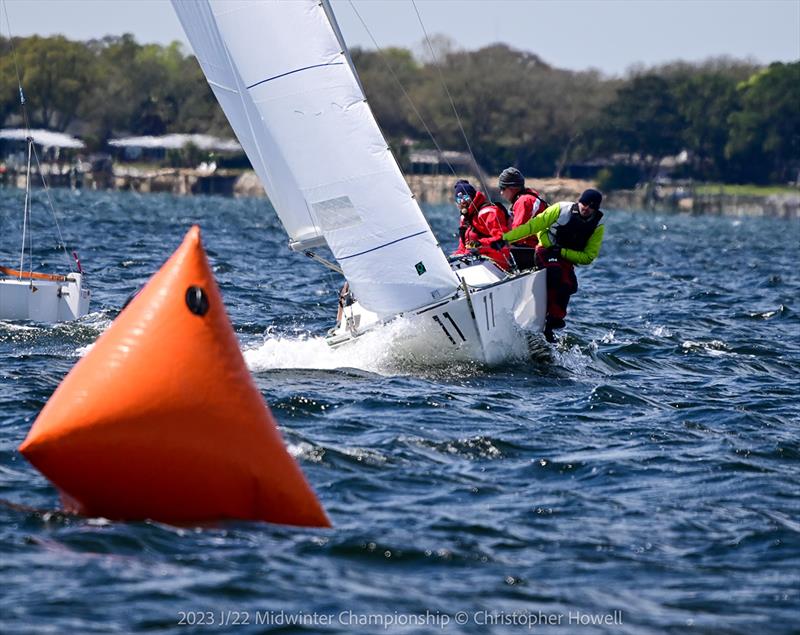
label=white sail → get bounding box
[171,0,459,317]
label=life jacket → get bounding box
[455,191,511,270]
[461,192,507,240]
[551,204,604,251]
[513,188,549,216]
[492,200,510,227]
[510,188,549,249]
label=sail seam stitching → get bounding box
[337,230,428,260]
[246,62,345,90]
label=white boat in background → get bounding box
[0,265,89,323]
[0,137,90,322]
[0,5,90,323]
[171,0,546,363]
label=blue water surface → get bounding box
[1,188,799,634]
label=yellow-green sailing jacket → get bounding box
[503,201,605,266]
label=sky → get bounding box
[2,0,799,76]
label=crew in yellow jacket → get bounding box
[493,189,605,341]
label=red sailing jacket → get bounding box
[454,191,512,270]
[510,188,548,248]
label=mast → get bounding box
[171,0,460,318]
[320,0,366,96]
[318,0,449,254]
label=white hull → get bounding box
[327,259,547,364]
[0,273,91,323]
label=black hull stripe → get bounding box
[432,315,456,345]
[417,300,450,315]
[443,312,466,341]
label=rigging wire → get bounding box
[346,0,457,177]
[30,142,73,271]
[1,0,29,132]
[409,0,491,197]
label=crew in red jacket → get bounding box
[498,167,548,270]
[452,179,511,271]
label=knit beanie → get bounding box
[498,167,524,189]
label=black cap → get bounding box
[578,188,602,210]
[498,167,524,189]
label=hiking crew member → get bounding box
[492,188,605,341]
[498,167,549,270]
[452,179,512,271]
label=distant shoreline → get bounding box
[2,168,797,219]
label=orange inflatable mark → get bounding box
[19,226,330,528]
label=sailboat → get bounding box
[0,2,90,322]
[171,0,546,364]
[0,41,90,322]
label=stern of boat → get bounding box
[0,273,90,322]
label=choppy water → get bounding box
[1,188,798,634]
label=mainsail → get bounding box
[171,0,460,317]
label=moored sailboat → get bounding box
[0,138,90,323]
[0,259,89,323]
[0,6,90,322]
[171,0,546,363]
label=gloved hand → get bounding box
[490,238,508,251]
[542,246,561,263]
[467,247,480,257]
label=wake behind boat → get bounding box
[171,0,547,363]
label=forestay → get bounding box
[171,0,459,317]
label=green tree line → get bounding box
[0,34,797,185]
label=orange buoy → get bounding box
[19,226,330,527]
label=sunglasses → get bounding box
[455,192,472,204]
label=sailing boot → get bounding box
[544,316,565,343]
